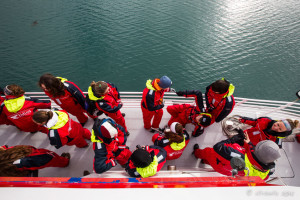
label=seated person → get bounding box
[205,78,235,123]
[0,145,70,177]
[168,90,211,137]
[125,145,167,178]
[239,116,299,146]
[152,122,190,160]
[193,130,280,180]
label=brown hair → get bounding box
[0,145,32,177]
[211,79,230,94]
[165,124,184,144]
[38,73,65,97]
[90,81,108,97]
[7,84,25,96]
[32,110,53,124]
[286,119,300,130]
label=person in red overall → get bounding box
[167,90,212,137]
[205,79,235,124]
[2,85,50,133]
[193,131,280,180]
[32,110,91,149]
[125,145,167,178]
[152,122,190,160]
[92,118,132,168]
[39,73,90,126]
[0,145,70,177]
[0,87,14,126]
[85,81,128,134]
[141,76,173,132]
[239,116,299,147]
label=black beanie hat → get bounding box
[131,149,153,168]
[200,115,212,127]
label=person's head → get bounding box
[100,120,118,139]
[271,119,299,132]
[211,79,230,94]
[130,148,153,168]
[32,110,53,126]
[3,85,25,97]
[158,76,172,89]
[195,113,212,127]
[170,122,183,134]
[254,140,281,164]
[38,73,65,96]
[90,81,108,97]
[165,122,184,144]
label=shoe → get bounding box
[192,144,199,154]
[192,127,204,137]
[80,122,86,127]
[83,170,90,176]
[61,153,71,160]
[122,113,126,117]
[125,132,130,137]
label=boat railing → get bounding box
[23,92,300,119]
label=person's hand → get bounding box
[170,88,176,93]
[176,91,185,96]
[244,132,250,144]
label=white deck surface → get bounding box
[1,95,300,187]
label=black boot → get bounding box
[192,144,199,154]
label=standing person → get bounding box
[32,110,91,149]
[92,118,132,167]
[2,85,50,133]
[152,122,190,160]
[141,76,173,132]
[193,131,281,180]
[85,81,128,134]
[38,73,90,126]
[167,90,212,137]
[238,116,299,146]
[0,145,70,177]
[205,78,235,123]
[125,145,167,178]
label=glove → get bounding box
[170,88,176,93]
[176,91,185,96]
[230,129,245,146]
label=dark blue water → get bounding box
[0,0,299,101]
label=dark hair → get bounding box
[32,110,53,124]
[90,81,108,97]
[38,73,65,97]
[0,145,32,177]
[211,79,230,94]
[165,130,184,144]
[7,84,25,96]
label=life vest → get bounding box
[170,137,186,151]
[4,96,25,113]
[244,154,269,180]
[136,156,158,178]
[49,111,69,130]
[142,79,165,109]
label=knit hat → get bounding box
[170,122,178,133]
[100,121,118,139]
[254,140,281,164]
[199,114,212,127]
[131,149,153,168]
[158,76,172,89]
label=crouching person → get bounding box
[125,145,167,178]
[0,145,70,177]
[152,122,190,160]
[193,130,280,180]
[92,118,132,174]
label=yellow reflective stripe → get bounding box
[91,129,102,143]
[200,112,212,118]
[88,86,104,101]
[170,137,186,151]
[50,111,69,129]
[4,96,25,113]
[244,154,269,180]
[136,156,158,178]
[56,77,68,83]
[146,79,156,91]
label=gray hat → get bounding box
[254,140,281,164]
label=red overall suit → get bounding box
[141,79,168,129]
[0,99,14,126]
[44,79,88,124]
[93,142,117,174]
[240,117,292,146]
[47,110,91,149]
[92,118,132,166]
[3,145,69,172]
[125,145,167,177]
[152,130,190,160]
[205,85,235,123]
[194,139,274,180]
[2,95,50,133]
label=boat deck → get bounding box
[1,92,300,186]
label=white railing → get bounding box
[23,92,300,118]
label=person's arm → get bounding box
[64,81,86,108]
[176,90,205,112]
[145,91,164,111]
[26,97,51,109]
[96,100,122,113]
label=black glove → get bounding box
[176,91,185,96]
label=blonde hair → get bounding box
[286,119,299,130]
